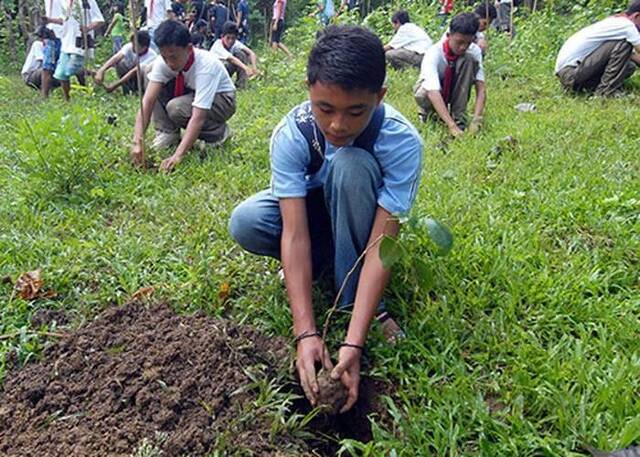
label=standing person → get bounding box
[271,0,293,58]
[414,12,485,136]
[209,0,229,40]
[235,0,249,43]
[494,0,513,35]
[41,0,64,97]
[105,3,126,53]
[131,20,236,172]
[52,0,104,101]
[229,25,422,412]
[384,10,432,70]
[94,30,157,94]
[210,21,257,88]
[22,26,54,90]
[315,0,335,26]
[145,0,171,50]
[473,2,496,53]
[555,0,640,97]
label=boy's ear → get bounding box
[376,87,387,105]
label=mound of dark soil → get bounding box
[0,303,312,456]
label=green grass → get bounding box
[1,7,640,456]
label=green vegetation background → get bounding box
[1,2,639,455]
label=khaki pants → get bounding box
[557,40,637,96]
[116,60,138,94]
[223,48,250,89]
[386,48,423,70]
[413,53,478,125]
[152,82,236,142]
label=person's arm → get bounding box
[159,106,207,171]
[280,197,333,406]
[105,66,138,92]
[383,44,393,51]
[227,55,255,75]
[477,38,488,53]
[426,90,463,137]
[43,16,64,25]
[242,47,258,69]
[468,80,486,134]
[331,207,399,412]
[105,15,117,36]
[131,80,163,165]
[94,52,125,85]
[632,45,640,65]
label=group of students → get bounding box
[18,0,640,412]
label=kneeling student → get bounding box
[414,12,486,137]
[384,10,432,70]
[555,0,640,97]
[22,26,54,90]
[131,20,236,172]
[210,21,258,89]
[229,25,422,413]
[94,31,158,94]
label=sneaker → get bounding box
[206,125,231,147]
[152,131,180,149]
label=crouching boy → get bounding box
[210,21,258,89]
[131,20,236,172]
[414,13,486,137]
[229,26,422,412]
[555,0,640,97]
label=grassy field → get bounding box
[1,6,639,456]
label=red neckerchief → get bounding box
[442,39,459,104]
[174,48,195,98]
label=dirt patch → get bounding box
[0,302,392,456]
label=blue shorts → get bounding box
[43,38,61,72]
[53,52,84,81]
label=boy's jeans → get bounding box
[229,147,383,309]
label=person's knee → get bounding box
[228,200,262,250]
[328,148,381,194]
[166,98,190,124]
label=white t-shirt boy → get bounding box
[59,0,104,56]
[119,42,158,68]
[555,15,640,73]
[148,48,236,109]
[209,39,249,61]
[419,40,485,92]
[388,22,433,54]
[44,0,64,37]
[21,41,44,78]
[145,0,170,29]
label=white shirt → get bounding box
[21,40,44,77]
[148,48,235,110]
[388,23,433,54]
[119,42,158,68]
[419,40,485,91]
[209,39,249,60]
[45,0,64,38]
[59,0,104,56]
[145,0,170,29]
[555,16,640,72]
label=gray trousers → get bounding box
[23,69,43,89]
[223,48,250,89]
[557,40,637,96]
[495,2,513,33]
[386,48,423,70]
[116,60,138,94]
[152,85,236,142]
[413,53,479,125]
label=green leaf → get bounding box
[379,236,402,269]
[423,217,454,255]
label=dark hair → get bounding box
[35,25,53,39]
[195,18,208,29]
[627,0,640,14]
[450,12,480,36]
[131,30,151,48]
[222,21,238,36]
[474,2,497,20]
[155,19,191,48]
[190,31,204,46]
[391,10,410,24]
[307,25,385,93]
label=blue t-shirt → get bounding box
[237,0,249,24]
[270,102,423,216]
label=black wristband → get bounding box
[339,342,365,352]
[294,330,321,344]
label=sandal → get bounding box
[376,311,406,345]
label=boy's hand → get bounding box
[448,124,464,138]
[159,153,183,172]
[468,116,483,135]
[105,83,116,93]
[331,346,361,413]
[130,142,145,167]
[94,69,104,85]
[296,336,333,406]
